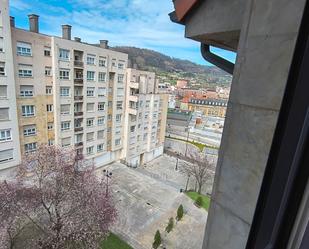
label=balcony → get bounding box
[74,127,83,132]
[129,82,139,89]
[74,78,83,85]
[74,96,83,101]
[75,141,83,147]
[129,95,139,102]
[74,111,83,117]
[74,61,84,68]
[128,108,138,116]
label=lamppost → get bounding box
[103,169,112,197]
[175,152,180,171]
[184,127,190,157]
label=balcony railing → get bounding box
[74,111,83,116]
[74,78,84,85]
[74,61,84,67]
[74,96,83,101]
[74,127,83,132]
[75,141,83,147]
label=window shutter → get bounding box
[0,149,13,162]
[0,108,9,120]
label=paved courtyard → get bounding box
[102,160,208,249]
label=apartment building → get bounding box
[0,0,21,170]
[124,68,168,167]
[188,98,227,118]
[0,6,129,169]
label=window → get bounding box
[118,62,125,69]
[59,48,70,60]
[46,86,52,95]
[46,104,53,112]
[0,62,5,76]
[47,122,53,130]
[17,42,32,56]
[0,129,11,141]
[87,87,95,97]
[60,104,70,115]
[23,125,36,136]
[0,149,13,163]
[25,142,37,152]
[99,57,106,67]
[0,108,9,120]
[130,126,136,133]
[0,85,7,98]
[98,72,106,82]
[112,59,116,67]
[116,101,123,110]
[87,71,95,81]
[20,85,34,97]
[61,137,71,147]
[97,144,104,152]
[118,74,124,83]
[86,118,94,127]
[117,88,124,96]
[87,55,95,65]
[108,101,112,107]
[48,139,54,146]
[98,102,105,111]
[98,117,105,126]
[115,138,121,146]
[22,105,35,117]
[116,114,122,122]
[86,132,94,141]
[86,146,94,155]
[87,103,94,112]
[61,121,71,131]
[18,64,32,77]
[44,47,51,56]
[108,114,112,120]
[60,87,70,97]
[98,87,106,97]
[45,67,52,76]
[59,69,70,80]
[0,37,3,52]
[75,134,83,143]
[97,130,104,139]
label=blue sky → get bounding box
[10,0,236,66]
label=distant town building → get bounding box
[188,98,228,118]
[176,79,188,88]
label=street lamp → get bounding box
[185,127,190,157]
[103,169,112,197]
[175,152,180,171]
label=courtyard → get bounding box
[102,155,211,249]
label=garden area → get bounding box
[100,233,133,249]
[185,191,211,211]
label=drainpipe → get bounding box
[200,43,235,75]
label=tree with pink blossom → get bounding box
[0,145,116,249]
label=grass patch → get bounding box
[185,191,211,211]
[166,136,219,151]
[100,233,133,249]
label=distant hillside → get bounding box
[112,46,224,75]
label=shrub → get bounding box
[165,217,174,233]
[177,204,184,221]
[195,196,203,207]
[152,230,161,249]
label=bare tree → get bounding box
[181,147,214,194]
[0,145,116,249]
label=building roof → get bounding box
[189,98,228,106]
[171,0,201,23]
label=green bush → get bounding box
[165,217,174,233]
[152,230,161,249]
[177,204,184,221]
[195,196,203,207]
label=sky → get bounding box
[10,0,236,66]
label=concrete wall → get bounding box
[0,0,21,170]
[202,0,307,248]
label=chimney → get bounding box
[28,14,39,33]
[99,40,108,49]
[133,63,138,69]
[74,37,81,42]
[10,16,15,28]
[62,25,72,40]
